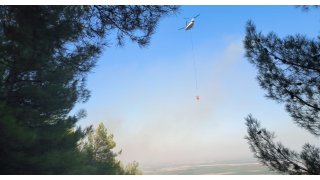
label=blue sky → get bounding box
[72,6,320,167]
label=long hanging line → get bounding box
[189,30,199,101]
[189,30,200,101]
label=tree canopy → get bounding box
[0,5,178,174]
[79,123,142,175]
[244,9,320,174]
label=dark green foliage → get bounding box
[79,123,143,175]
[244,21,320,136]
[0,5,178,174]
[91,5,179,47]
[79,123,124,174]
[297,5,319,11]
[0,103,88,174]
[245,115,320,174]
[244,9,320,174]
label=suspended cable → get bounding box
[189,30,198,91]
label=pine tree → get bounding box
[79,123,142,174]
[244,9,320,174]
[0,5,178,174]
[80,123,123,174]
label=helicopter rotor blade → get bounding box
[178,27,185,30]
[194,14,200,18]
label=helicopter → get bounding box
[178,14,200,31]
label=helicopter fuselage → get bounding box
[185,20,195,30]
[185,21,194,30]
